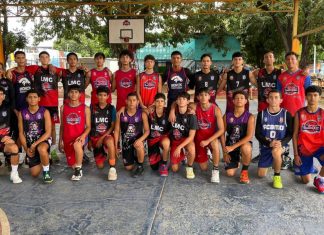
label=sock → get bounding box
[11,165,18,174]
[213,165,219,170]
[43,165,49,171]
[274,172,280,176]
[109,158,116,167]
[161,160,167,165]
[242,165,249,171]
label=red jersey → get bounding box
[196,103,218,137]
[139,71,159,107]
[115,69,136,111]
[62,104,86,143]
[297,107,324,156]
[278,70,311,116]
[90,68,112,105]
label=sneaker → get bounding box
[281,157,291,170]
[211,169,220,183]
[273,175,283,189]
[18,152,25,164]
[71,167,83,181]
[159,164,168,177]
[251,154,260,163]
[10,172,22,184]
[240,170,250,184]
[186,166,195,179]
[313,177,324,194]
[108,167,117,181]
[43,171,53,183]
[132,165,144,178]
[50,149,60,163]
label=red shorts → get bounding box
[147,135,168,166]
[63,140,76,167]
[170,138,186,165]
[195,134,212,163]
[90,135,113,166]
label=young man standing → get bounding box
[112,50,137,111]
[0,87,22,183]
[86,52,113,106]
[255,89,293,189]
[90,86,117,180]
[137,54,162,109]
[169,92,197,179]
[114,92,150,177]
[146,93,170,176]
[59,85,91,181]
[221,91,255,184]
[293,86,324,194]
[217,52,257,113]
[18,89,53,183]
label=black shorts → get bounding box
[10,111,19,141]
[44,106,59,123]
[224,142,252,170]
[121,140,138,166]
[26,140,51,168]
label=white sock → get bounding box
[76,165,82,169]
[11,165,18,174]
[43,165,49,171]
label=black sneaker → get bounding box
[132,165,144,178]
[71,167,83,181]
[252,154,260,163]
[281,155,292,170]
[43,171,53,183]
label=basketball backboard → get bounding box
[108,19,145,44]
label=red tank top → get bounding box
[90,68,112,105]
[278,70,307,116]
[297,107,324,156]
[139,71,159,107]
[196,103,217,136]
[115,69,136,111]
[62,104,86,142]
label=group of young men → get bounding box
[0,48,323,194]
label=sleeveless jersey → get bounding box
[148,108,170,139]
[226,69,250,113]
[166,67,189,104]
[0,103,11,138]
[196,103,217,136]
[120,109,143,144]
[61,69,86,104]
[139,71,160,107]
[90,68,112,105]
[297,107,324,156]
[21,107,46,146]
[12,70,33,111]
[257,68,281,112]
[90,104,115,137]
[115,69,137,111]
[194,70,220,103]
[278,70,308,116]
[0,78,14,107]
[62,104,86,142]
[33,66,59,107]
[171,112,197,140]
[226,110,251,146]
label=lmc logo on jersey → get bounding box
[301,120,320,134]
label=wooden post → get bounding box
[0,31,4,65]
[292,0,300,54]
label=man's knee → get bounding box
[37,143,48,154]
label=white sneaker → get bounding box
[211,169,220,183]
[71,168,83,181]
[10,172,22,184]
[108,167,117,181]
[186,166,195,179]
[18,152,25,164]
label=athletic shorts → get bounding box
[44,106,59,124]
[224,142,252,170]
[195,133,214,163]
[26,140,51,168]
[121,139,138,166]
[63,138,86,167]
[10,111,19,141]
[91,135,113,166]
[294,147,324,176]
[170,138,186,165]
[147,135,168,166]
[258,145,288,168]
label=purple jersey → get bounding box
[120,109,143,147]
[226,110,251,146]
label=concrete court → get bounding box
[0,98,324,235]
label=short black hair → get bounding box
[177,91,190,100]
[14,50,26,57]
[26,89,40,97]
[68,85,81,93]
[232,52,243,60]
[154,93,166,101]
[285,51,298,59]
[127,92,138,99]
[171,51,182,57]
[267,89,282,98]
[67,52,78,60]
[94,52,105,59]
[144,54,155,62]
[39,51,50,57]
[198,87,210,95]
[0,86,6,94]
[200,53,212,61]
[119,49,134,60]
[96,86,110,95]
[264,50,274,56]
[305,85,322,96]
[233,90,248,99]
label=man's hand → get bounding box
[74,135,85,145]
[173,146,182,158]
[200,140,209,148]
[225,145,235,153]
[294,155,302,166]
[59,140,64,153]
[1,136,14,145]
[27,148,35,158]
[168,110,176,123]
[223,151,231,163]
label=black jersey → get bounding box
[12,70,33,111]
[170,112,197,140]
[192,70,220,102]
[225,110,251,146]
[0,78,15,109]
[120,109,143,145]
[61,69,86,100]
[91,104,116,137]
[148,108,170,139]
[0,103,11,138]
[257,68,281,103]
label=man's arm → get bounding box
[281,111,293,146]
[220,114,227,150]
[158,75,162,93]
[292,112,302,166]
[111,72,116,92]
[113,112,121,150]
[80,106,91,140]
[85,70,91,88]
[136,112,150,143]
[18,112,27,151]
[185,68,195,90]
[136,74,145,108]
[255,112,271,147]
[249,70,257,86]
[217,72,227,93]
[59,105,64,152]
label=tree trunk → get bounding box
[272,15,290,52]
[0,0,8,64]
[300,36,309,69]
